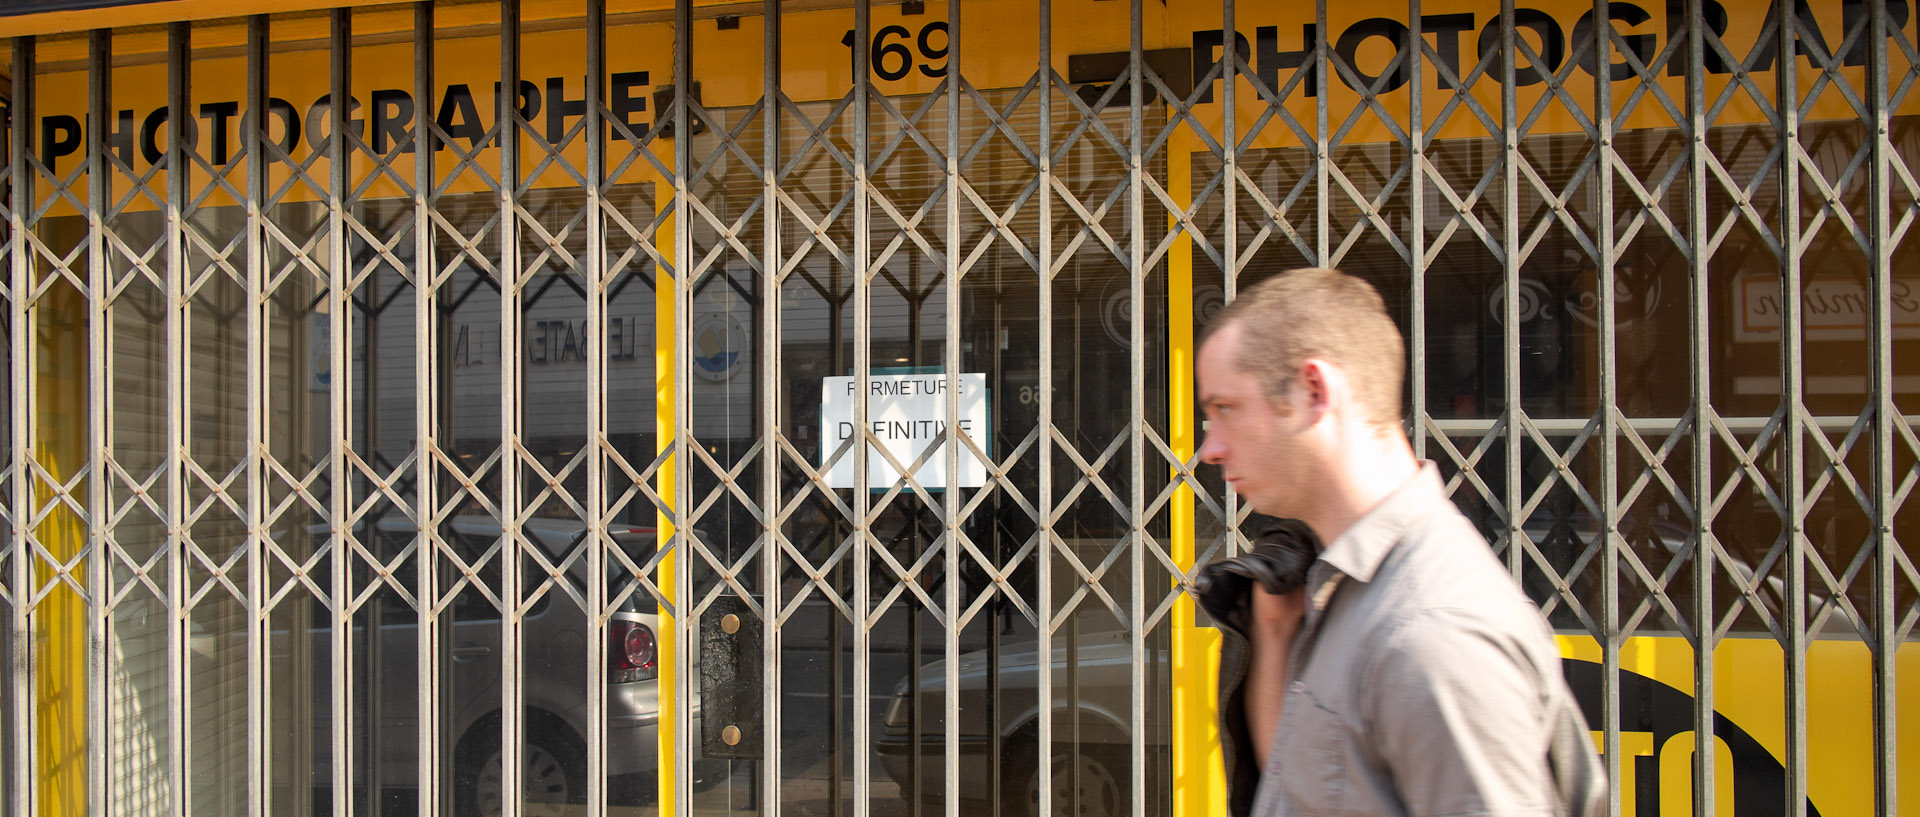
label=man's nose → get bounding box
[1199,432,1224,464]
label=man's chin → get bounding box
[1243,496,1284,517]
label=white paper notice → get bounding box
[819,373,989,489]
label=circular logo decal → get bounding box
[691,312,751,382]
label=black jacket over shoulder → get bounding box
[1191,519,1319,817]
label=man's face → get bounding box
[1197,325,1313,518]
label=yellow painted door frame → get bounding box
[35,280,89,817]
[655,199,681,815]
[1164,128,1224,817]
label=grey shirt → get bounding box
[1250,463,1597,817]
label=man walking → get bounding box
[1194,268,1606,817]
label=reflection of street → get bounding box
[587,604,983,817]
[682,756,913,817]
[504,757,909,817]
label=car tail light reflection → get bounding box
[610,620,657,683]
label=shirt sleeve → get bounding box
[1360,607,1557,817]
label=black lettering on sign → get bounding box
[840,21,952,82]
[1333,18,1412,93]
[1189,28,1248,104]
[1846,0,1910,65]
[490,80,541,147]
[1563,660,1825,817]
[105,108,136,167]
[126,107,168,166]
[1185,0,1900,100]
[371,88,414,154]
[304,93,366,154]
[237,98,302,160]
[437,84,486,152]
[1476,8,1565,87]
[25,66,662,170]
[546,76,587,146]
[1748,0,1857,73]
[1187,25,1320,98]
[1667,0,1733,75]
[1424,14,1477,89]
[610,70,651,140]
[917,22,950,78]
[40,114,82,171]
[138,105,189,165]
[1258,25,1318,97]
[199,101,239,165]
[1572,3,1655,81]
[268,98,302,156]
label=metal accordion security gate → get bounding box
[1,1,1915,817]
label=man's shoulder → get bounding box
[1378,506,1532,602]
[1357,536,1565,716]
[1348,506,1557,655]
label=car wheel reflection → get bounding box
[1007,743,1127,817]
[879,630,1154,817]
[458,725,587,817]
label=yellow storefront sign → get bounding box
[19,0,1906,210]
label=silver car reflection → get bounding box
[876,630,1164,817]
[207,516,682,816]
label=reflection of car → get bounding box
[875,630,1160,817]
[223,515,685,816]
[416,516,671,817]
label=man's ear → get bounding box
[1294,359,1336,423]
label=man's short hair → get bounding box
[1202,267,1405,429]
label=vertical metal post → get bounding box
[84,29,110,817]
[164,20,193,817]
[1127,4,1147,817]
[850,2,872,816]
[326,11,353,817]
[942,3,963,815]
[761,6,785,817]
[584,4,608,817]
[1683,2,1717,813]
[242,15,269,817]
[1591,4,1624,815]
[1314,1,1329,263]
[6,34,31,817]
[1406,0,1425,454]
[496,2,524,814]
[1867,1,1899,813]
[1775,4,1809,815]
[1223,0,1237,311]
[409,8,440,817]
[1499,0,1522,578]
[671,2,696,814]
[1220,0,1242,557]
[1035,3,1055,813]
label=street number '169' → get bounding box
[840,22,950,81]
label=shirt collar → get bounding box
[1315,461,1447,583]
